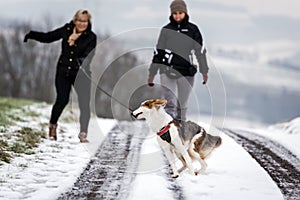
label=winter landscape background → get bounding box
[0,0,299,124]
[0,1,300,200]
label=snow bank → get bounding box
[254,117,300,160]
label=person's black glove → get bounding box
[23,32,31,43]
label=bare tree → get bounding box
[0,21,58,102]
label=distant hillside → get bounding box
[190,45,300,124]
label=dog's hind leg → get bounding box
[194,155,207,175]
[181,152,195,175]
[189,143,207,175]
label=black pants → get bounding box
[50,70,91,132]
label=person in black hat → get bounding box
[148,0,209,121]
[24,9,97,143]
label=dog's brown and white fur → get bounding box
[132,99,221,178]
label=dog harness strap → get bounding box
[160,130,171,143]
[156,121,173,136]
[157,124,170,136]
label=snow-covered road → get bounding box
[57,120,187,200]
[58,121,147,200]
[223,128,300,200]
[1,104,295,200]
[128,124,284,200]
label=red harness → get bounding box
[156,123,171,136]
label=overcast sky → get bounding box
[1,0,300,46]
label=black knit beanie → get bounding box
[170,0,188,14]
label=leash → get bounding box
[79,67,134,112]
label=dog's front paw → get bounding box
[195,169,205,175]
[188,169,196,176]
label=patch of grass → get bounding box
[0,151,11,164]
[0,97,49,164]
[0,115,9,128]
[0,139,11,163]
[10,127,47,155]
[0,97,34,110]
[25,110,40,118]
[0,127,46,159]
[7,113,27,123]
[0,97,36,126]
[0,140,9,148]
[2,133,12,140]
[39,122,48,130]
[0,126,9,133]
[9,143,27,154]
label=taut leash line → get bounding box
[80,67,134,112]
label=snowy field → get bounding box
[0,103,116,200]
[2,103,299,199]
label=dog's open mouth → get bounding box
[131,112,143,119]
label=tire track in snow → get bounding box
[58,121,146,200]
[162,154,186,200]
[223,129,300,200]
[164,169,186,200]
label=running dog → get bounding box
[132,99,222,178]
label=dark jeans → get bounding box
[50,70,91,133]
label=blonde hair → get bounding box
[72,9,92,24]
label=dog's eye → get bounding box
[144,102,150,107]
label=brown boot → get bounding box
[78,132,89,143]
[49,123,58,141]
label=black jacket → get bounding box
[26,21,97,77]
[149,15,208,77]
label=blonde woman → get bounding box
[24,9,97,142]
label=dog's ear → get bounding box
[160,99,167,107]
[154,99,167,110]
[144,99,158,109]
[142,100,152,109]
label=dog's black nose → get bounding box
[131,112,142,119]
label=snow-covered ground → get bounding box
[241,117,300,160]
[0,103,117,200]
[128,118,284,200]
[2,103,299,200]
